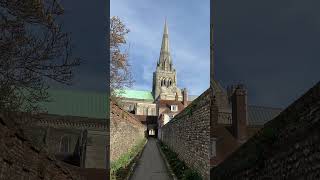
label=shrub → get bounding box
[159,142,202,180]
[183,169,202,180]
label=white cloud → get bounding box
[111,0,210,95]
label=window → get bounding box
[210,138,217,158]
[128,104,135,112]
[60,136,70,153]
[170,105,178,112]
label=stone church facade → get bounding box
[10,90,109,174]
[0,89,109,179]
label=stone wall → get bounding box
[110,102,146,162]
[0,114,84,180]
[160,88,211,179]
[16,113,108,170]
[211,82,320,179]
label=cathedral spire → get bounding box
[158,18,173,71]
[153,19,179,100]
[161,18,169,53]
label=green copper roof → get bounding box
[38,89,108,119]
[115,89,154,101]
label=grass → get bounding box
[159,142,202,180]
[110,138,147,180]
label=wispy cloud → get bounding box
[111,0,210,95]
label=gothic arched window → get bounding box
[60,136,70,153]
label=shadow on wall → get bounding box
[211,82,320,179]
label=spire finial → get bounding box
[158,18,172,70]
[164,17,168,35]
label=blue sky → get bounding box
[111,0,210,96]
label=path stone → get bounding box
[130,138,172,180]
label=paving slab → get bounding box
[130,138,172,180]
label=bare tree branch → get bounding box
[110,16,133,103]
[0,0,80,112]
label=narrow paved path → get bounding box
[130,138,172,180]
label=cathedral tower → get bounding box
[152,20,183,101]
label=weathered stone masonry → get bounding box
[110,102,146,162]
[160,88,211,179]
[211,82,320,179]
[0,114,84,180]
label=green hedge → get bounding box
[110,138,147,180]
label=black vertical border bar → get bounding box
[105,0,111,177]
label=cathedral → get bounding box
[117,20,196,135]
[152,20,183,101]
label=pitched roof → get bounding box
[115,89,154,101]
[248,105,282,125]
[38,89,108,119]
[211,106,281,167]
[211,125,262,167]
[211,82,320,178]
[158,100,186,114]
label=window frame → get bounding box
[170,105,178,112]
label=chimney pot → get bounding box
[183,88,188,107]
[232,84,247,143]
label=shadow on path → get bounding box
[130,138,172,180]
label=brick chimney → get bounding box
[183,88,188,107]
[231,84,247,143]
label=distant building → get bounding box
[210,83,282,167]
[116,20,196,137]
[19,89,108,170]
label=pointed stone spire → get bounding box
[162,18,169,52]
[158,18,173,71]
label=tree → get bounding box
[0,0,80,112]
[110,16,133,102]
